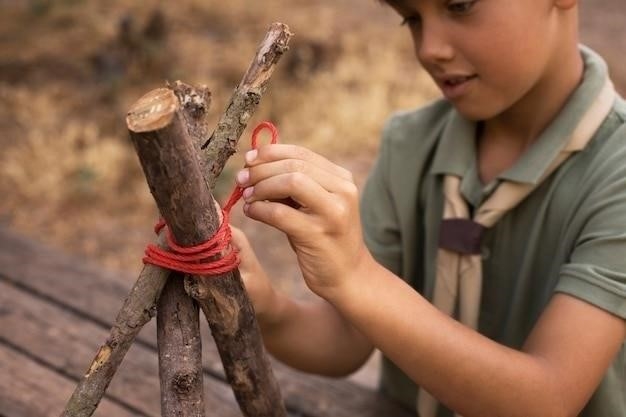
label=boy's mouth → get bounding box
[437,74,477,99]
[441,74,477,87]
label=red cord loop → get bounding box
[142,121,279,276]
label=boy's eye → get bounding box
[447,0,477,14]
[401,15,422,28]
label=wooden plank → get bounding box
[0,226,413,417]
[0,280,243,417]
[0,343,136,417]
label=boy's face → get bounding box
[385,0,572,120]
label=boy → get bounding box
[231,0,626,416]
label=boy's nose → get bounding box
[415,22,455,65]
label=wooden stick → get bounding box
[62,88,205,417]
[200,22,293,190]
[157,273,205,416]
[168,80,212,185]
[156,81,212,417]
[61,235,170,417]
[61,22,292,417]
[128,87,208,417]
[186,273,286,417]
[184,22,292,417]
[128,83,287,417]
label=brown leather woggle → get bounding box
[438,218,485,255]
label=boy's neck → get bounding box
[484,47,584,145]
[477,43,584,184]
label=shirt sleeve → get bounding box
[360,118,403,277]
[556,135,626,319]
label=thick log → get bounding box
[127,85,286,417]
[154,80,212,417]
[157,275,205,416]
[186,272,285,417]
[61,74,211,417]
[127,87,206,417]
[155,81,211,417]
[60,22,293,417]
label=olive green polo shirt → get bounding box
[361,46,626,417]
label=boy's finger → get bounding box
[243,172,335,215]
[243,200,314,238]
[246,144,353,182]
[229,226,266,278]
[229,226,250,252]
[238,159,351,194]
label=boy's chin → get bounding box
[448,99,499,122]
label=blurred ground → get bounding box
[1,0,625,389]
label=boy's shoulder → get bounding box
[574,93,626,188]
[596,93,626,146]
[613,94,626,122]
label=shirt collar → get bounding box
[429,110,476,178]
[429,45,611,185]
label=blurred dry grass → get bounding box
[0,0,438,279]
[1,0,625,290]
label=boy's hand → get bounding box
[230,226,281,324]
[236,144,373,301]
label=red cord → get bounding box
[143,121,279,276]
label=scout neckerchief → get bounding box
[417,78,616,417]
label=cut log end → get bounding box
[127,88,179,132]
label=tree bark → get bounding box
[201,22,293,190]
[128,83,287,417]
[127,87,208,417]
[157,274,204,417]
[61,22,292,417]
[187,22,292,417]
[155,80,211,417]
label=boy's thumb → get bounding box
[230,226,251,254]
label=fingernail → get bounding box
[245,149,258,164]
[243,186,254,201]
[236,169,249,185]
[243,203,250,214]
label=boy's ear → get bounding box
[554,0,577,10]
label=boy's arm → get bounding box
[336,258,625,417]
[238,144,626,417]
[259,294,374,376]
[231,227,374,376]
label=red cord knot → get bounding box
[143,121,279,276]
